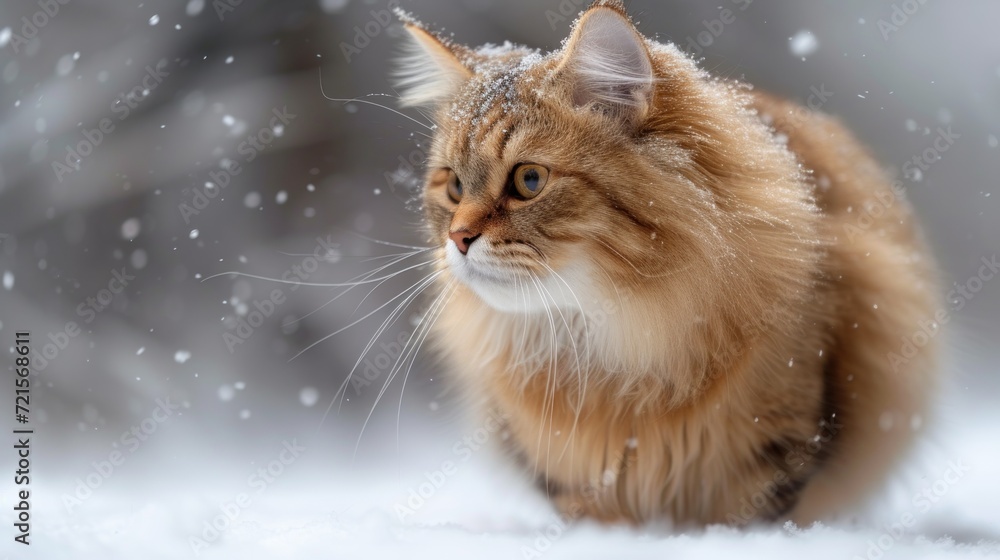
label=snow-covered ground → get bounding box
[9,363,1000,560]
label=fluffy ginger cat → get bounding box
[393,0,939,526]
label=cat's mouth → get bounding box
[445,238,586,313]
[446,238,526,287]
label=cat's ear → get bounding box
[557,2,654,125]
[395,21,474,108]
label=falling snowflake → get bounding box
[789,30,818,58]
[299,387,319,407]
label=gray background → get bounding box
[0,0,997,507]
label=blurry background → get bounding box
[0,0,998,557]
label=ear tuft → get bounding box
[394,16,473,108]
[558,5,654,123]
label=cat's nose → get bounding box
[449,228,481,255]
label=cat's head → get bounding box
[395,1,818,339]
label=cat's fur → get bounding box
[395,0,939,526]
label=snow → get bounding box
[130,249,148,269]
[121,218,141,240]
[243,192,262,208]
[186,0,205,16]
[299,387,319,407]
[218,384,235,401]
[6,382,999,559]
[789,30,819,58]
[57,53,77,76]
[319,0,349,14]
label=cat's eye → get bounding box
[512,164,549,199]
[446,169,463,202]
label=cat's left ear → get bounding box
[395,21,474,108]
[556,2,654,126]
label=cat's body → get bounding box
[397,1,938,526]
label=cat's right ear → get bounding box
[556,2,654,127]
[395,21,474,108]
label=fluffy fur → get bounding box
[395,0,939,526]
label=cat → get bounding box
[392,0,939,526]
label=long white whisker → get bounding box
[528,272,559,487]
[202,259,436,288]
[284,250,432,327]
[320,67,435,132]
[535,260,591,463]
[394,283,457,456]
[345,231,435,251]
[352,281,453,460]
[315,269,444,430]
[335,270,443,413]
[531,267,587,464]
[291,266,442,362]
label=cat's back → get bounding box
[750,90,941,521]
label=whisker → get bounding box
[352,281,454,460]
[528,272,559,488]
[284,250,432,327]
[593,237,689,279]
[532,263,589,464]
[274,251,427,260]
[315,269,445,430]
[320,66,436,133]
[345,231,435,251]
[291,266,442,362]
[201,259,437,288]
[335,270,442,414]
[394,283,457,457]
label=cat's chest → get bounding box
[480,352,826,523]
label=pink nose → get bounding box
[449,228,481,255]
